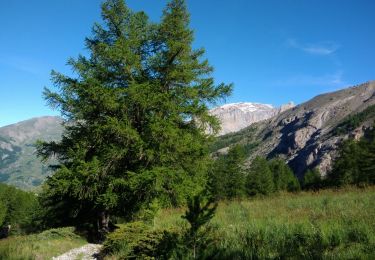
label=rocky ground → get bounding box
[52,244,102,260]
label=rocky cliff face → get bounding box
[210,102,294,135]
[0,116,63,190]
[213,81,375,177]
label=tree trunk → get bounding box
[97,211,110,242]
[0,225,11,239]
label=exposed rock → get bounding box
[278,101,295,114]
[210,102,294,135]
[52,244,102,260]
[213,81,375,178]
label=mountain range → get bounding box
[0,116,63,190]
[1,81,374,189]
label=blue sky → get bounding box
[0,0,374,127]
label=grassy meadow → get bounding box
[1,187,374,259]
[0,227,86,260]
[152,187,375,259]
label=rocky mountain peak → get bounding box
[210,102,294,135]
[212,102,274,113]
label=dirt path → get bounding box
[52,243,102,260]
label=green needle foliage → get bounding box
[303,168,322,190]
[37,0,231,239]
[0,183,39,236]
[269,158,300,192]
[183,195,217,239]
[246,156,274,196]
[328,125,375,187]
[182,194,217,259]
[210,144,247,200]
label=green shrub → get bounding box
[103,222,180,259]
[37,227,83,240]
[104,195,217,259]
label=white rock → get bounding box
[52,244,102,260]
[210,102,294,135]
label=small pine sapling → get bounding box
[182,193,217,259]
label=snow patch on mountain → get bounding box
[214,102,274,113]
[210,102,294,135]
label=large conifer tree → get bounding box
[38,0,231,238]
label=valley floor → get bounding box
[1,187,374,259]
[152,187,375,259]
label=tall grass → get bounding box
[0,227,86,260]
[153,187,375,259]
